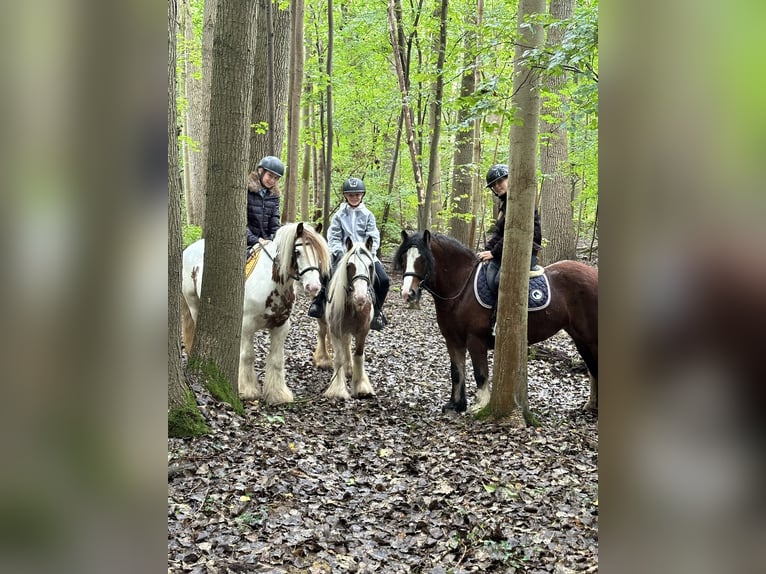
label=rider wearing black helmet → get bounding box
[478,163,542,272]
[246,156,285,248]
[478,163,543,334]
[307,177,390,331]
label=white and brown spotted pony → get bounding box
[181,222,331,404]
[320,237,377,400]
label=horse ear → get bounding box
[423,229,431,244]
[365,236,374,254]
[315,222,323,234]
[296,222,304,237]
[400,229,408,242]
[345,236,353,251]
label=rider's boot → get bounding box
[308,287,326,318]
[370,305,387,331]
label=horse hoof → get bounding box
[355,392,375,400]
[442,402,466,414]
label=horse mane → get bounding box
[326,243,374,323]
[271,222,331,281]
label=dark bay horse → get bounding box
[395,230,598,413]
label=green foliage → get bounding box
[182,224,202,249]
[188,357,245,416]
[168,386,210,438]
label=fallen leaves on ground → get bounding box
[169,265,598,573]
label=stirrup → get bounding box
[370,310,387,331]
[307,298,324,318]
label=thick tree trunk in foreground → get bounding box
[490,0,546,424]
[168,0,208,437]
[190,0,257,396]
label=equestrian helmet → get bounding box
[342,177,366,196]
[485,164,509,188]
[257,155,285,178]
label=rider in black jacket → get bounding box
[246,156,284,248]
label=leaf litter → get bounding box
[169,264,598,573]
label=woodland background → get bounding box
[174,0,598,261]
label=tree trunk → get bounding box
[272,3,290,155]
[490,0,546,424]
[190,0,257,393]
[179,0,195,224]
[285,0,305,223]
[388,0,425,230]
[539,0,575,265]
[449,10,477,245]
[423,0,448,233]
[168,0,208,437]
[185,0,216,227]
[300,79,312,221]
[323,0,334,233]
[249,0,289,170]
[469,0,484,249]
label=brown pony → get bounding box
[395,230,598,414]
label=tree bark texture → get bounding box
[539,0,575,265]
[249,0,290,170]
[285,0,305,223]
[183,0,217,227]
[388,0,425,231]
[324,0,334,233]
[424,0,448,233]
[169,0,186,410]
[491,0,546,422]
[191,0,257,391]
[449,11,478,245]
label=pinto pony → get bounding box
[181,222,331,404]
[395,230,598,413]
[320,237,377,400]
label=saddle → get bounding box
[474,261,551,311]
[245,242,268,279]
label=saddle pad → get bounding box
[474,263,551,311]
[245,243,267,279]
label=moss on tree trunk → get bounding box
[188,357,245,415]
[168,386,210,438]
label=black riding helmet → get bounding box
[257,155,285,177]
[485,164,509,193]
[342,177,366,197]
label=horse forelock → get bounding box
[299,224,331,275]
[395,232,434,280]
[327,244,373,322]
[271,222,330,280]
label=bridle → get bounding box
[259,239,322,282]
[403,246,478,301]
[291,240,322,280]
[345,247,375,294]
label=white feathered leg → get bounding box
[351,353,373,397]
[262,322,294,405]
[238,316,261,400]
[470,384,491,413]
[324,334,351,400]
